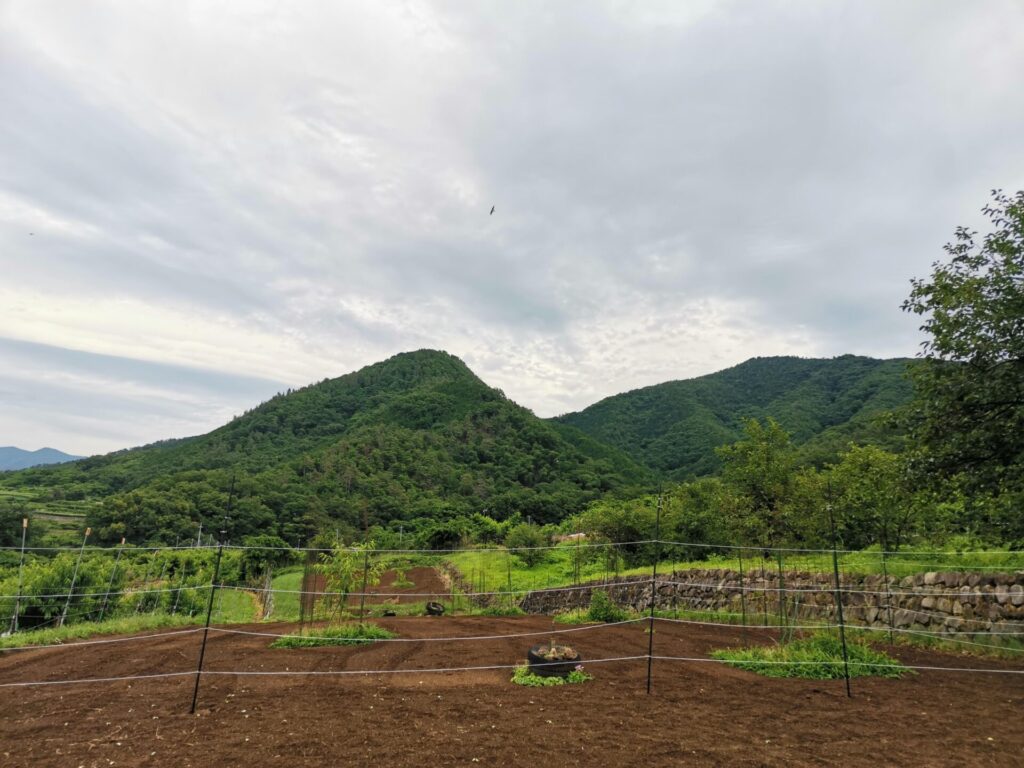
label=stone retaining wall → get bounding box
[518,568,1024,636]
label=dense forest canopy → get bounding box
[554,355,912,477]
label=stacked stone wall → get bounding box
[518,568,1024,636]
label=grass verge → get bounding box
[0,613,196,650]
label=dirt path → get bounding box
[0,617,1021,767]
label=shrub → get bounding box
[586,590,630,623]
[505,523,549,567]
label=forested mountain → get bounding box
[0,350,649,545]
[0,447,83,471]
[553,355,913,478]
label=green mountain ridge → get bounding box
[552,355,914,478]
[1,351,914,546]
[1,350,650,544]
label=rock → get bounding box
[923,572,938,586]
[995,585,1010,604]
[921,596,936,610]
[1011,585,1024,607]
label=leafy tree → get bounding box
[0,505,47,548]
[716,418,797,547]
[902,189,1024,543]
[316,542,383,620]
[504,523,548,567]
[826,446,919,550]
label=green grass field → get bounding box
[446,543,1024,599]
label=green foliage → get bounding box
[0,551,127,626]
[269,622,396,648]
[505,523,549,567]
[316,542,384,613]
[510,664,592,687]
[902,189,1024,544]
[0,502,47,548]
[555,355,912,478]
[711,633,906,679]
[586,590,630,623]
[239,535,296,584]
[716,418,796,547]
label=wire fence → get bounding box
[1,534,1021,712]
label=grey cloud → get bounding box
[0,338,286,454]
[2,0,1023,449]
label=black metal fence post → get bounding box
[357,548,371,623]
[190,536,225,714]
[507,555,513,612]
[776,549,786,630]
[738,546,748,640]
[880,533,895,645]
[828,504,852,698]
[646,493,662,695]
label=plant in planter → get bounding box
[526,641,582,677]
[512,663,592,687]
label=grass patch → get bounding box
[711,632,906,679]
[211,587,258,623]
[511,664,593,687]
[265,569,303,622]
[269,622,396,648]
[0,613,196,650]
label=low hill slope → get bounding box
[553,355,913,478]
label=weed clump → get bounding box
[270,622,396,648]
[711,633,906,679]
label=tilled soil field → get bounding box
[1,616,1021,767]
[303,566,451,609]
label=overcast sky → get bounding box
[2,0,1023,456]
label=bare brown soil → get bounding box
[1,617,1021,767]
[302,566,450,611]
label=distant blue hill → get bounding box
[0,446,83,471]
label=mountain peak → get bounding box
[0,446,83,471]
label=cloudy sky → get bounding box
[2,0,1023,456]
